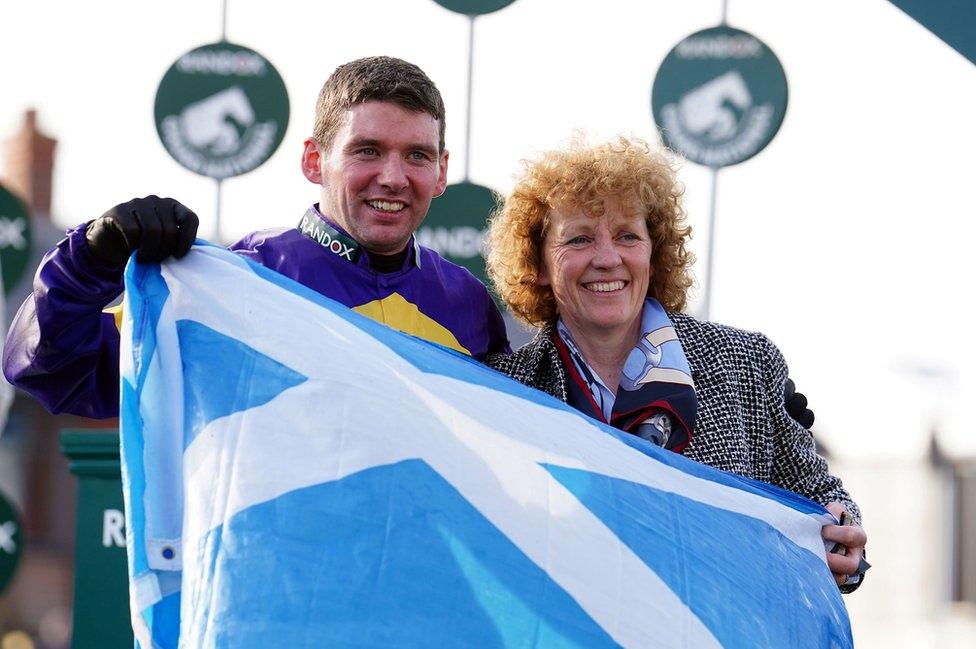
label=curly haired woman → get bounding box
[485,136,867,591]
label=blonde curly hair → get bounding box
[487,136,695,327]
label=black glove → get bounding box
[86,196,199,267]
[784,378,815,429]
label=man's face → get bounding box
[302,101,449,255]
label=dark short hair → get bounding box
[313,56,446,151]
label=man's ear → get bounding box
[301,138,324,184]
[433,149,449,198]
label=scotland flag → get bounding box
[119,244,852,648]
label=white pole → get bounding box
[701,168,719,320]
[463,15,476,182]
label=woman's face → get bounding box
[538,198,652,340]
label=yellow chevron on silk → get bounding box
[106,304,124,332]
[353,292,471,356]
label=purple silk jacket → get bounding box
[2,207,510,419]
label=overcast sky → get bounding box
[3,0,975,458]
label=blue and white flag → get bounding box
[119,244,852,648]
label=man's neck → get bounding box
[367,247,409,273]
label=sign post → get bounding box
[427,0,519,305]
[154,42,289,240]
[652,25,788,318]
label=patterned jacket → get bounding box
[485,312,860,522]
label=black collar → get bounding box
[297,209,361,263]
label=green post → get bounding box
[60,429,132,649]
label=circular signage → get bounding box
[652,26,788,168]
[0,490,23,595]
[432,0,517,15]
[0,184,33,293]
[154,42,289,179]
[417,182,497,290]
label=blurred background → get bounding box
[0,0,974,647]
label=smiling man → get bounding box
[2,56,510,419]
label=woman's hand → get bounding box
[822,501,868,589]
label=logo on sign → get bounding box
[155,42,289,180]
[0,491,23,595]
[417,182,498,294]
[416,226,486,259]
[0,216,27,249]
[652,26,788,168]
[176,50,267,76]
[659,70,775,168]
[0,520,16,554]
[160,86,278,178]
[0,184,33,293]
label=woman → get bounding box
[485,136,867,591]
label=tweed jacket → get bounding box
[485,312,860,522]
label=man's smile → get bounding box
[365,199,407,213]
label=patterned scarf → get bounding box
[555,299,697,452]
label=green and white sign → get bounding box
[652,26,788,168]
[417,182,497,289]
[433,0,517,15]
[154,42,289,179]
[0,490,23,595]
[0,183,33,293]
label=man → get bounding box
[2,56,510,418]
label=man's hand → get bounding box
[785,378,815,429]
[823,502,868,589]
[86,196,199,267]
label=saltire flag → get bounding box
[119,243,852,648]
